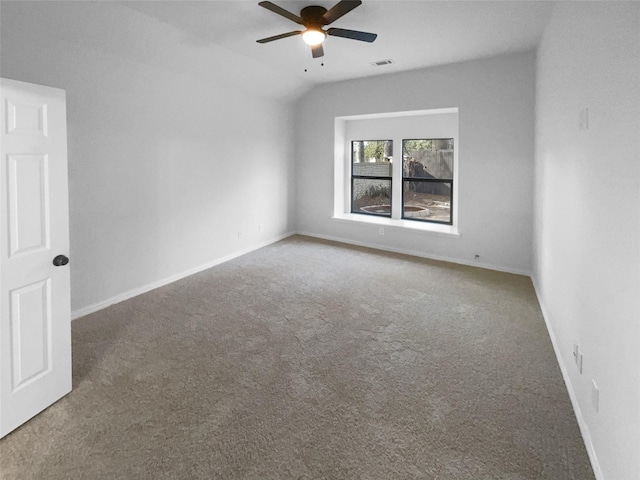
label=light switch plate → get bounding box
[579,107,589,131]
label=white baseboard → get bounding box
[531,277,604,480]
[71,232,295,321]
[296,230,531,277]
[72,230,528,320]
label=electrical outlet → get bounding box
[379,227,384,236]
[237,231,242,239]
[591,380,599,412]
[577,351,583,374]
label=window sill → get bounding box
[332,213,459,237]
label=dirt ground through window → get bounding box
[354,193,451,223]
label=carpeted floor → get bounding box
[0,235,594,479]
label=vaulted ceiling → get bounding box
[121,1,553,80]
[2,1,555,100]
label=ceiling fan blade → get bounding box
[327,27,377,42]
[258,1,304,25]
[311,44,324,58]
[322,0,362,25]
[256,30,302,43]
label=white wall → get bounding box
[295,52,536,274]
[534,2,640,479]
[0,2,297,315]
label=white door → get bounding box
[0,78,71,438]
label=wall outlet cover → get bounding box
[577,352,583,374]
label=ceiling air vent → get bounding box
[370,59,394,67]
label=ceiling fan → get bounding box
[256,0,377,58]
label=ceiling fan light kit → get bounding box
[256,0,377,59]
[302,28,326,46]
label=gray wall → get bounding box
[295,52,536,274]
[1,2,297,315]
[534,3,640,479]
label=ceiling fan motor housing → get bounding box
[301,6,329,27]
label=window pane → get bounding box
[352,140,393,176]
[353,161,392,177]
[403,139,453,180]
[352,178,391,216]
[403,181,452,223]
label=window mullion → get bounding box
[391,136,403,219]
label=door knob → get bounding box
[53,255,69,266]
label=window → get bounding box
[334,108,458,235]
[402,139,454,224]
[351,140,393,217]
[349,138,455,225]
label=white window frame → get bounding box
[333,108,459,236]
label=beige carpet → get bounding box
[0,235,594,479]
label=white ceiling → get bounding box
[121,0,554,83]
[2,1,555,100]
